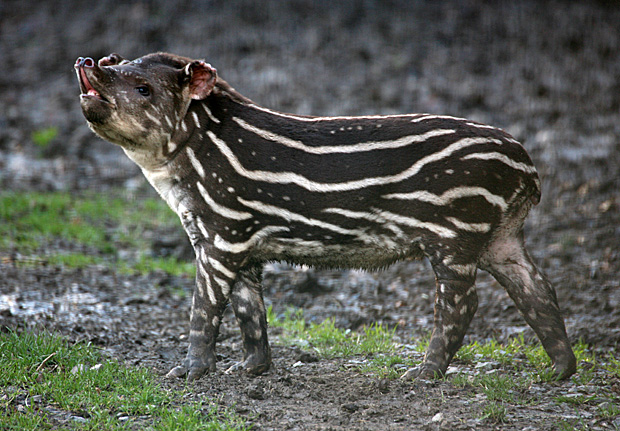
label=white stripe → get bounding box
[446,217,491,233]
[411,114,514,135]
[373,209,456,238]
[187,147,205,178]
[410,114,467,123]
[322,208,405,239]
[249,104,416,122]
[144,110,162,126]
[462,152,537,174]
[213,274,231,296]
[208,131,502,192]
[196,218,210,239]
[208,257,236,279]
[214,226,289,254]
[198,264,217,304]
[275,238,325,247]
[238,198,369,239]
[201,103,221,124]
[382,186,508,211]
[323,207,383,221]
[196,182,252,220]
[233,116,455,154]
[192,111,201,128]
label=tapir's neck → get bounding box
[138,82,259,214]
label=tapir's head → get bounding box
[75,52,216,166]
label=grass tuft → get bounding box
[0,330,249,430]
[268,307,398,359]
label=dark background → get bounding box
[1,1,619,428]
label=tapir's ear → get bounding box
[183,60,217,100]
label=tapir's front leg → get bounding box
[167,248,233,380]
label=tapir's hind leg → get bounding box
[479,231,576,379]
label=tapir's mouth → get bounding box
[76,63,111,105]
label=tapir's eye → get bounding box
[136,85,150,97]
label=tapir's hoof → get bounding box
[166,365,189,379]
[400,364,443,381]
[166,362,214,381]
[225,355,271,376]
[552,355,577,380]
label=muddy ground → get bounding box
[1,0,619,429]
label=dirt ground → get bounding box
[1,0,619,429]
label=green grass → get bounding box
[31,127,58,149]
[268,307,398,359]
[0,191,195,277]
[0,330,249,430]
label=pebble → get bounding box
[69,415,88,423]
[431,412,444,423]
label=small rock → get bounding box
[247,384,266,400]
[474,361,494,369]
[377,378,390,393]
[69,415,88,423]
[431,412,444,423]
[297,351,319,363]
[342,403,359,413]
[445,366,459,375]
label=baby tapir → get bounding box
[75,52,576,381]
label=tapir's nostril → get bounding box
[76,57,95,68]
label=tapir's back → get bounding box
[181,90,541,268]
